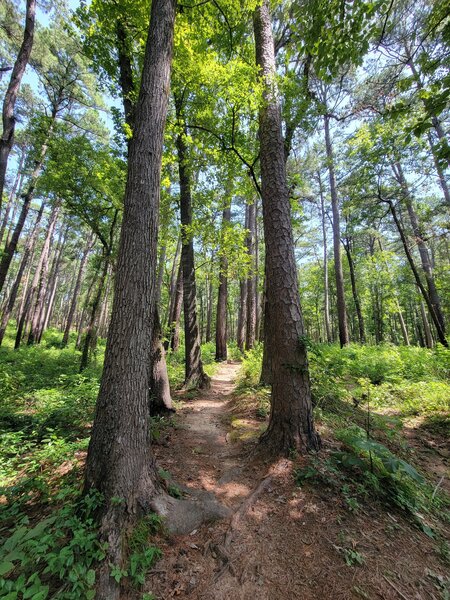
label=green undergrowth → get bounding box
[237,342,450,525]
[165,340,219,389]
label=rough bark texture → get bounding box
[215,205,231,361]
[150,308,174,414]
[175,109,210,390]
[253,0,320,455]
[324,113,349,347]
[83,2,176,598]
[169,260,183,351]
[0,0,36,213]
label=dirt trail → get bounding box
[147,362,449,600]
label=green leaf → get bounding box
[0,562,14,576]
[86,569,96,586]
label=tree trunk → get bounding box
[0,113,56,295]
[27,203,60,345]
[215,205,231,361]
[246,200,257,350]
[205,276,213,343]
[175,107,210,390]
[385,198,448,347]
[236,279,247,352]
[0,0,36,213]
[318,171,332,342]
[420,300,434,348]
[149,308,174,414]
[0,201,45,345]
[323,113,349,347]
[343,239,365,343]
[0,149,25,248]
[393,161,446,336]
[84,2,176,598]
[253,0,320,455]
[62,234,93,347]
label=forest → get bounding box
[0,0,449,598]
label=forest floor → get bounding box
[145,362,450,600]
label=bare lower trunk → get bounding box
[318,172,332,343]
[343,239,365,343]
[324,113,349,347]
[236,279,247,352]
[175,108,210,390]
[167,260,183,352]
[246,201,257,350]
[420,300,433,348]
[205,277,213,343]
[253,0,320,455]
[62,234,93,346]
[27,203,60,345]
[84,3,176,598]
[149,308,174,414]
[215,205,231,361]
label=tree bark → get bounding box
[343,238,365,343]
[236,278,247,352]
[0,0,36,213]
[318,171,332,342]
[246,200,257,350]
[323,113,349,347]
[215,204,231,361]
[84,2,176,598]
[253,0,320,455]
[169,260,183,352]
[0,148,25,248]
[175,106,210,390]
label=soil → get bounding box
[144,362,450,600]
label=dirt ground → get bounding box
[145,362,450,600]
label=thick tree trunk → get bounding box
[150,308,174,414]
[0,201,45,345]
[175,110,210,390]
[84,2,176,598]
[62,234,93,347]
[166,259,183,352]
[215,205,231,361]
[27,203,60,345]
[0,0,36,213]
[323,113,349,347]
[246,200,257,350]
[253,0,320,455]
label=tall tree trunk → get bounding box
[343,239,365,343]
[169,260,183,351]
[39,223,68,341]
[420,300,434,348]
[246,200,257,350]
[205,276,213,343]
[175,108,210,390]
[0,201,45,345]
[253,0,320,455]
[62,234,93,347]
[27,203,60,345]
[84,2,176,598]
[165,234,181,328]
[0,0,36,213]
[236,279,247,352]
[0,112,56,295]
[393,162,446,336]
[149,308,174,414]
[0,149,25,248]
[215,204,231,361]
[323,113,349,347]
[384,198,448,347]
[318,171,332,342]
